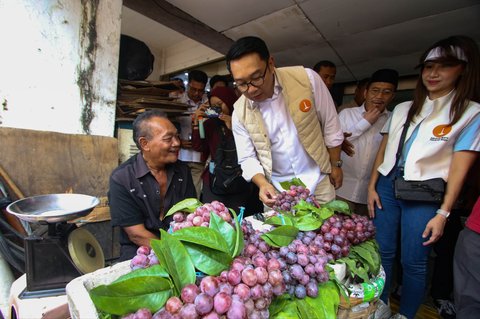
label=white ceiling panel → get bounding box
[165,0,295,32]
[330,6,480,65]
[223,6,324,52]
[123,0,480,82]
[300,0,479,39]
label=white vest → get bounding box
[378,91,480,181]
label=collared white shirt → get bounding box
[175,92,207,163]
[232,68,343,192]
[336,105,389,204]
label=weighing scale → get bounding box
[6,193,105,299]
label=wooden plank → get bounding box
[0,127,118,198]
[123,0,234,55]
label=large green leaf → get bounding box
[351,245,377,276]
[316,207,334,220]
[89,271,172,315]
[270,295,299,318]
[279,177,306,190]
[295,213,323,231]
[264,214,295,226]
[268,294,293,317]
[260,225,299,248]
[184,242,232,276]
[165,198,202,217]
[112,264,170,283]
[229,208,244,257]
[209,212,236,256]
[172,226,230,254]
[322,200,351,215]
[152,230,196,294]
[339,257,370,283]
[304,281,339,319]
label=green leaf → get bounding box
[172,226,230,254]
[322,200,351,215]
[270,294,299,318]
[89,271,172,315]
[304,281,340,319]
[183,242,232,276]
[260,225,299,248]
[351,245,377,275]
[279,177,306,190]
[112,264,170,283]
[229,208,244,257]
[209,212,236,256]
[318,207,335,220]
[264,215,295,226]
[356,240,381,275]
[268,294,292,317]
[165,198,202,217]
[341,257,370,283]
[152,230,196,294]
[295,213,323,231]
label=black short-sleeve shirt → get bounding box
[109,153,196,260]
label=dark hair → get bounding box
[226,36,270,73]
[408,35,480,126]
[313,60,336,72]
[188,70,208,85]
[132,110,167,149]
[209,75,228,88]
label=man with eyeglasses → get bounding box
[175,70,209,198]
[109,110,196,261]
[336,69,398,216]
[227,36,344,206]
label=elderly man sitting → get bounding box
[109,110,196,261]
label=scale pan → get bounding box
[6,193,100,223]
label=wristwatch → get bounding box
[332,160,343,168]
[436,209,450,218]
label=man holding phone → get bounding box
[175,70,208,198]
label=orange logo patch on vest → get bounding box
[299,99,312,112]
[432,125,452,137]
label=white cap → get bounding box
[424,46,468,63]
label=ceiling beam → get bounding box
[123,0,234,55]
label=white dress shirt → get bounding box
[336,105,389,204]
[175,92,207,162]
[232,68,343,193]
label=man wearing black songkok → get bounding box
[336,69,399,217]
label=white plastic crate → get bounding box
[66,260,131,319]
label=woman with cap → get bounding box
[192,86,263,215]
[367,35,480,319]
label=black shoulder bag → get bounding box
[393,119,445,203]
[210,123,249,195]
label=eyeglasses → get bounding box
[188,86,205,94]
[234,65,268,93]
[369,88,393,96]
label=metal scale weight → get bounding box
[6,194,105,298]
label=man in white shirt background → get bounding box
[336,69,399,215]
[227,36,344,206]
[175,70,208,198]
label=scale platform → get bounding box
[6,193,105,299]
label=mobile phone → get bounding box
[205,105,222,118]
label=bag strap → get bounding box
[395,118,410,169]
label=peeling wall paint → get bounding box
[0,0,122,136]
[77,0,99,134]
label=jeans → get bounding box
[373,168,439,319]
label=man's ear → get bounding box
[139,137,149,152]
[268,56,276,70]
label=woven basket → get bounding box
[337,299,378,319]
